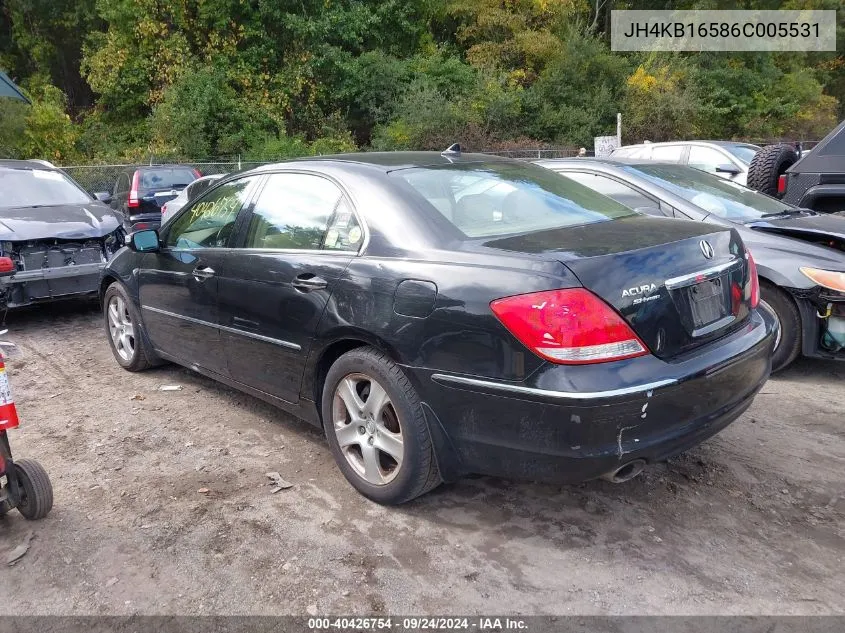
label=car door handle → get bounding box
[192,265,215,281]
[292,274,328,292]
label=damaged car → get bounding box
[101,152,774,504]
[0,160,124,309]
[538,158,845,372]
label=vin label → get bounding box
[611,10,836,52]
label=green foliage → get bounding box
[1,0,843,162]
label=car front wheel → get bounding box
[760,282,801,372]
[104,282,152,372]
[322,347,441,505]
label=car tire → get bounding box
[322,347,441,505]
[13,458,53,520]
[760,282,802,373]
[747,144,799,197]
[104,282,153,372]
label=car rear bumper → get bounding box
[408,310,774,483]
[127,212,163,231]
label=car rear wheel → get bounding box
[322,347,441,505]
[104,282,152,372]
[760,282,801,372]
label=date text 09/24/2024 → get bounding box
[307,617,528,631]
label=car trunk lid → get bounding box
[483,215,753,359]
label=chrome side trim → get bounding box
[664,259,740,290]
[141,305,301,351]
[430,373,677,401]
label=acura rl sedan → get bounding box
[100,151,775,504]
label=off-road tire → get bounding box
[13,458,53,520]
[747,144,799,197]
[760,281,802,373]
[322,347,441,505]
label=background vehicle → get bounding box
[106,165,200,231]
[612,141,761,186]
[538,158,845,371]
[101,152,772,505]
[0,160,124,309]
[748,120,845,213]
[161,174,223,224]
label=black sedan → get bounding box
[0,160,124,309]
[537,158,845,372]
[100,152,774,504]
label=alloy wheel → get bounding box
[107,295,136,362]
[332,373,404,485]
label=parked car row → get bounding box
[5,146,844,506]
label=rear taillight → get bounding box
[0,257,15,274]
[161,204,167,214]
[490,288,648,364]
[192,168,201,178]
[128,171,140,208]
[777,174,787,196]
[746,250,760,308]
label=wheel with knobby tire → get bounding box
[322,347,441,504]
[13,458,53,520]
[104,282,154,372]
[747,144,799,198]
[759,281,802,373]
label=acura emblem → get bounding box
[699,240,714,259]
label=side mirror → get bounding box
[93,191,113,204]
[129,230,160,253]
[715,164,741,175]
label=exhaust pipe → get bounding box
[601,459,646,483]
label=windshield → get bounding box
[0,167,92,208]
[723,144,760,165]
[622,164,792,222]
[391,162,635,238]
[138,168,197,191]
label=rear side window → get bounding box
[244,173,358,251]
[138,168,198,191]
[652,145,684,162]
[391,163,634,238]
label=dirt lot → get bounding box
[0,301,843,615]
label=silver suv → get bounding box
[611,141,760,186]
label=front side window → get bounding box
[688,146,731,174]
[0,167,92,208]
[392,162,634,238]
[623,164,792,222]
[245,173,355,251]
[166,176,257,248]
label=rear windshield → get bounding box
[390,162,634,238]
[138,168,197,191]
[622,164,792,222]
[0,167,91,208]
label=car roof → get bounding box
[616,140,760,149]
[250,151,512,173]
[0,159,60,170]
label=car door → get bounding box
[219,171,363,403]
[138,175,261,376]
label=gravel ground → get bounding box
[0,301,843,615]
